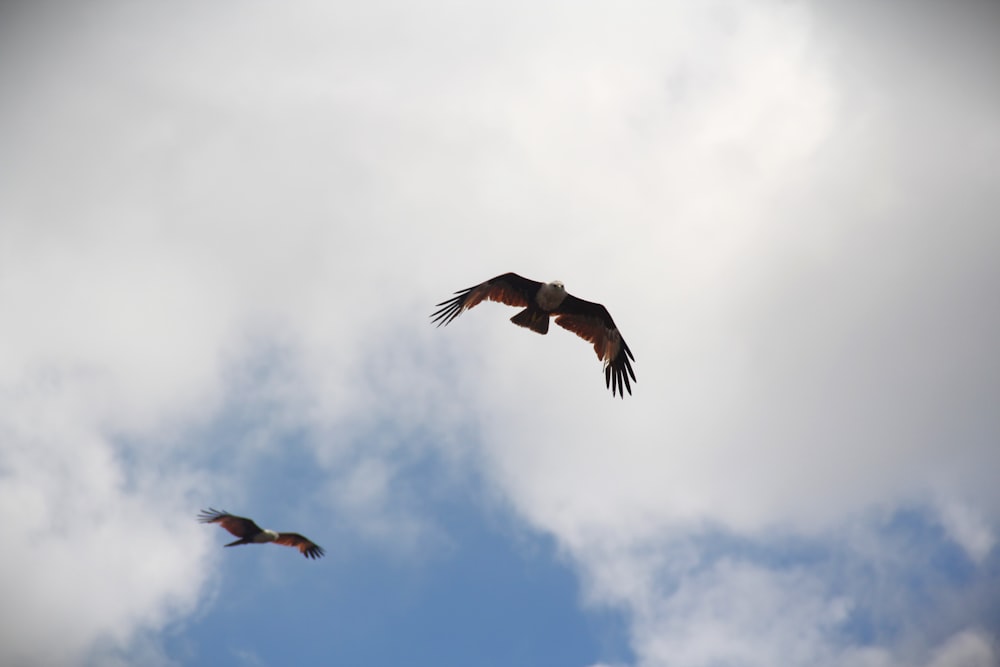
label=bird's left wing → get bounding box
[554,295,636,398]
[275,533,326,560]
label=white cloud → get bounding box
[924,630,997,667]
[0,434,211,666]
[936,501,996,565]
[630,560,850,667]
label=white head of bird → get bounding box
[536,280,567,311]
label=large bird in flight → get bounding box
[198,508,325,559]
[432,272,636,397]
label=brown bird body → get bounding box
[198,508,325,560]
[432,272,636,397]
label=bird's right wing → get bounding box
[431,273,542,327]
[197,508,263,539]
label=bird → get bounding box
[431,272,636,397]
[198,508,325,559]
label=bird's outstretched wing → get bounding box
[554,295,636,398]
[431,272,542,326]
[275,532,326,559]
[198,508,263,539]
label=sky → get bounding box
[1,1,999,666]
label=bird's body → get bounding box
[230,527,279,546]
[198,508,325,559]
[431,272,636,397]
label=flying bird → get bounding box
[431,272,636,397]
[198,508,325,560]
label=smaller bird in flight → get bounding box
[198,508,325,560]
[432,272,636,397]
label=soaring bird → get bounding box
[198,508,325,560]
[431,272,636,397]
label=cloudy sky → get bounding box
[2,1,999,665]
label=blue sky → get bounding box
[170,454,634,667]
[169,412,633,666]
[2,1,999,666]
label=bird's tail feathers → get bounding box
[510,308,549,334]
[225,538,250,547]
